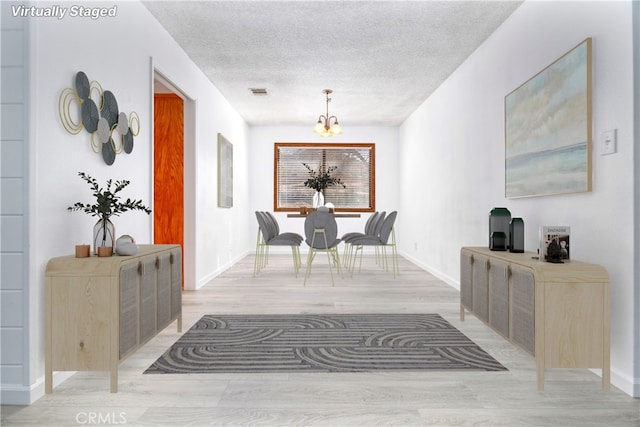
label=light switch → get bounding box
[601,129,617,155]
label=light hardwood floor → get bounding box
[2,253,639,426]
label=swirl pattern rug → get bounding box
[144,314,507,374]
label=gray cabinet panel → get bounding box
[489,259,509,338]
[119,262,139,359]
[510,266,535,356]
[157,253,172,330]
[472,255,489,322]
[139,258,157,343]
[171,248,182,320]
[460,250,473,311]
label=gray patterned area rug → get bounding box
[144,314,507,374]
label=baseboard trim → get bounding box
[398,251,459,290]
[195,250,251,290]
[608,366,640,397]
[1,371,74,405]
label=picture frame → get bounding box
[217,133,233,208]
[505,38,592,198]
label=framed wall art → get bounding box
[505,38,592,198]
[217,133,233,208]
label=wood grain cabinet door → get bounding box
[51,277,111,370]
[543,282,605,368]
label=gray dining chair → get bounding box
[254,211,302,276]
[303,208,342,286]
[341,211,383,268]
[348,210,398,278]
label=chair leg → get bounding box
[382,246,389,272]
[304,248,315,286]
[332,248,342,278]
[342,242,352,268]
[304,229,337,286]
[320,230,335,287]
[291,245,301,277]
[351,244,363,276]
[253,248,260,276]
[253,230,263,276]
[391,244,398,278]
[390,229,399,278]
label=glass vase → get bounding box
[93,217,115,255]
[312,191,324,208]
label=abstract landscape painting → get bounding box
[505,38,591,198]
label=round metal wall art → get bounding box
[97,117,110,143]
[123,131,134,154]
[58,71,140,165]
[81,99,99,132]
[116,112,129,135]
[75,71,90,100]
[102,138,117,165]
[101,91,119,127]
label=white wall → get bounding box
[399,1,636,395]
[248,126,400,250]
[1,1,251,404]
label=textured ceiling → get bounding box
[143,1,522,126]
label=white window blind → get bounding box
[274,143,375,212]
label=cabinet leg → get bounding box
[536,362,545,391]
[110,367,118,393]
[602,366,610,392]
[177,314,182,333]
[45,368,52,394]
[460,304,465,321]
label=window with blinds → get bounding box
[274,143,375,212]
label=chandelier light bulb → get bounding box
[312,89,343,137]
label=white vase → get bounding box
[93,217,115,255]
[312,191,324,208]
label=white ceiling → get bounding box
[143,1,522,126]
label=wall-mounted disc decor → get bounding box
[59,71,140,165]
[81,99,99,132]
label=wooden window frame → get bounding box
[273,142,375,212]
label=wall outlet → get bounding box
[601,129,617,155]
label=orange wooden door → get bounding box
[153,94,184,258]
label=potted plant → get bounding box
[302,163,346,208]
[68,172,151,255]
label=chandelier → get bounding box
[313,89,343,137]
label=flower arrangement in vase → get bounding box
[302,163,346,208]
[68,172,151,255]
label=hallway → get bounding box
[2,254,638,426]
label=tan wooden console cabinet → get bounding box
[45,244,182,393]
[460,247,610,391]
